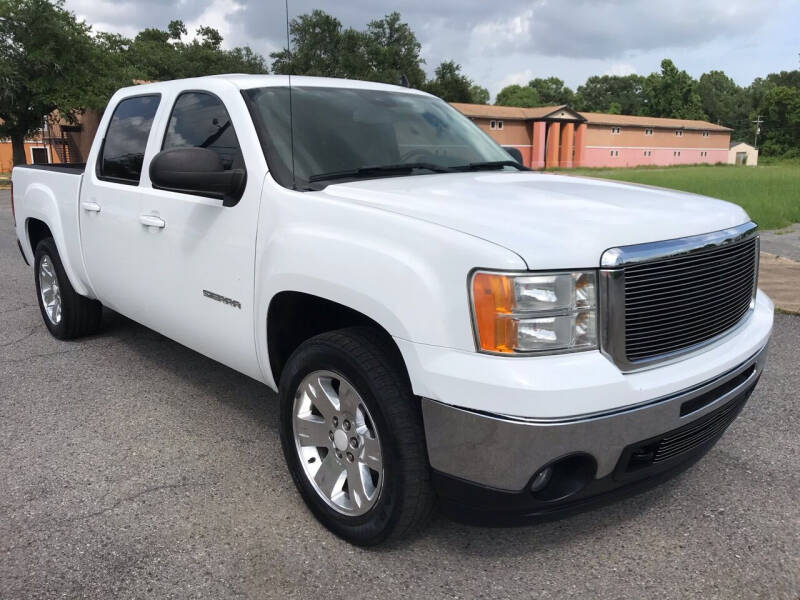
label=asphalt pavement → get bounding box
[1,189,798,599]
[761,225,800,263]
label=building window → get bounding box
[675,130,683,137]
[702,131,709,137]
[643,150,652,157]
[611,127,621,134]
[497,120,503,130]
[610,150,620,157]
[644,128,653,136]
[489,120,496,129]
[673,151,681,157]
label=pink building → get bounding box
[451,103,732,169]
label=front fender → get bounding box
[254,187,525,388]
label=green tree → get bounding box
[271,10,345,76]
[272,10,427,87]
[0,0,118,165]
[643,59,706,120]
[528,77,573,105]
[697,71,744,124]
[123,21,267,81]
[765,70,800,90]
[574,74,646,114]
[754,85,800,156]
[423,61,475,102]
[469,85,490,104]
[495,84,540,107]
[363,12,426,88]
[167,19,187,40]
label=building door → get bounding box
[30,147,48,164]
[736,152,747,165]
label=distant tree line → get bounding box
[494,62,800,157]
[270,10,489,105]
[1,0,797,166]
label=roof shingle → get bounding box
[450,103,732,131]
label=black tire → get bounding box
[278,327,434,546]
[34,237,102,340]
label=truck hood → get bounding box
[320,171,751,269]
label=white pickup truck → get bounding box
[12,75,773,545]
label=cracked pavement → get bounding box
[1,190,798,599]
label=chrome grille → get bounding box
[624,237,757,361]
[600,222,759,371]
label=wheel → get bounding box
[34,238,102,340]
[278,327,434,545]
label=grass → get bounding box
[0,172,9,188]
[549,161,800,230]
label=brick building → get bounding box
[0,111,101,172]
[452,103,732,169]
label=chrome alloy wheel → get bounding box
[292,370,383,516]
[38,255,62,325]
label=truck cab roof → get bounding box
[117,74,431,97]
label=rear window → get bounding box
[98,95,160,184]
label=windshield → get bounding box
[244,86,515,189]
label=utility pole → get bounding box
[752,115,764,148]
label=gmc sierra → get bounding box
[12,75,773,545]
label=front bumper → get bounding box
[422,344,766,518]
[397,288,772,516]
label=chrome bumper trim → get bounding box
[421,344,767,491]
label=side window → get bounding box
[99,95,160,184]
[163,92,243,171]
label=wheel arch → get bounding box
[26,218,54,256]
[266,291,411,390]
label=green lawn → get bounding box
[553,161,800,230]
[0,172,9,188]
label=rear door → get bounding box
[80,93,161,321]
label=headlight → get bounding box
[470,270,598,354]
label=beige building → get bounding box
[452,103,732,169]
[728,141,758,166]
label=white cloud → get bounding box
[605,63,637,77]
[63,0,799,96]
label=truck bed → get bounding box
[12,162,92,297]
[14,163,86,175]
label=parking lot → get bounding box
[1,189,798,599]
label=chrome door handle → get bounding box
[81,201,101,213]
[139,214,165,228]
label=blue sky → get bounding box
[66,0,799,99]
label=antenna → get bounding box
[285,0,296,189]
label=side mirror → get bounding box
[149,147,245,207]
[503,146,523,164]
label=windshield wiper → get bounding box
[453,160,530,172]
[308,162,453,183]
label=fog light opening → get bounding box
[529,453,597,502]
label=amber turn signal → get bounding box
[471,272,516,353]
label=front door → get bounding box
[130,90,263,379]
